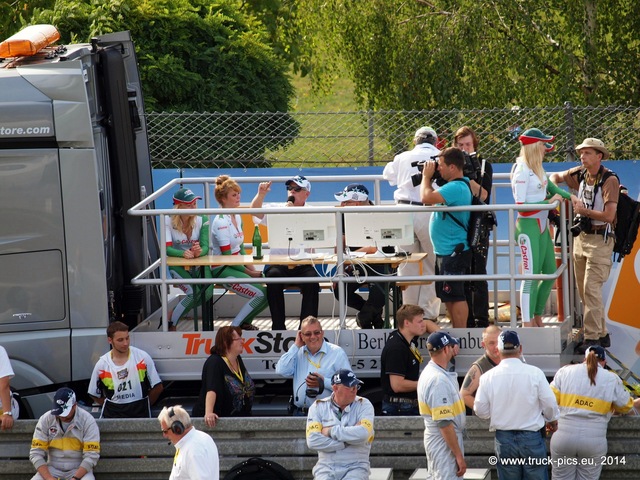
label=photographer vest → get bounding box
[576,166,612,228]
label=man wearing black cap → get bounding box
[334,183,387,328]
[306,368,374,480]
[474,330,559,480]
[550,138,618,352]
[417,331,466,479]
[29,387,100,480]
[251,176,320,329]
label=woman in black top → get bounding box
[192,326,255,426]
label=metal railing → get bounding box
[129,174,573,331]
[145,104,640,169]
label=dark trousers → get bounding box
[467,241,490,328]
[264,264,319,330]
[333,265,387,311]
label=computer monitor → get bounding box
[344,211,414,248]
[267,212,337,250]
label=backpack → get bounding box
[223,457,295,480]
[575,168,640,262]
[445,178,497,263]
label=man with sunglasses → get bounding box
[251,175,320,330]
[276,316,350,415]
[306,369,374,480]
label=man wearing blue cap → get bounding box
[306,368,375,480]
[550,345,636,480]
[29,387,100,480]
[475,330,559,480]
[417,331,466,479]
[251,176,319,329]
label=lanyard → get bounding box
[410,344,423,364]
[222,356,244,383]
[305,351,325,369]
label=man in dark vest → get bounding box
[460,325,501,413]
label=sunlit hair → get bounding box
[586,350,601,386]
[157,405,191,431]
[214,175,241,205]
[301,316,322,332]
[171,202,197,232]
[396,304,424,329]
[107,321,129,339]
[211,325,242,355]
[453,126,479,151]
[516,142,546,185]
[440,147,465,170]
[482,325,501,341]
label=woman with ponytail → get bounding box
[549,346,637,479]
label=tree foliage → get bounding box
[26,0,294,113]
[292,0,640,109]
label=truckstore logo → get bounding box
[183,332,297,356]
[0,126,52,136]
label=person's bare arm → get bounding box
[439,423,467,477]
[250,181,272,220]
[389,374,418,394]
[460,364,481,410]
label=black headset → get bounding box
[168,407,185,435]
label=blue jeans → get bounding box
[381,400,419,416]
[495,430,548,480]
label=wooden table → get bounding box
[166,253,427,329]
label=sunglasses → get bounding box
[161,427,171,434]
[287,186,304,192]
[302,330,323,338]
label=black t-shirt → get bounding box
[477,156,493,204]
[380,330,421,399]
[192,353,255,417]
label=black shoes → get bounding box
[356,304,384,329]
[575,338,600,354]
[599,334,611,348]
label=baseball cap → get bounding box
[426,331,459,352]
[173,188,201,204]
[334,183,370,203]
[585,345,606,361]
[576,138,610,160]
[518,128,555,152]
[414,126,437,141]
[498,330,521,351]
[286,175,311,192]
[51,387,76,417]
[331,369,364,388]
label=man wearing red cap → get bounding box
[550,138,618,351]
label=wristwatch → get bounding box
[72,476,81,480]
[1,411,12,416]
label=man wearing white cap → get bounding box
[383,127,441,322]
[251,175,320,329]
[334,183,387,328]
[29,387,100,480]
[417,331,466,479]
[550,138,619,352]
[474,330,559,480]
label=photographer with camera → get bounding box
[383,127,441,322]
[275,316,350,415]
[420,147,473,328]
[454,126,494,328]
[549,138,618,352]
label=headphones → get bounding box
[168,407,185,435]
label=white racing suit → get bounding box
[306,395,375,480]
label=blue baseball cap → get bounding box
[331,369,363,387]
[498,330,521,351]
[427,331,459,352]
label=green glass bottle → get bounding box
[252,225,263,259]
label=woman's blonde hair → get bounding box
[171,203,197,232]
[214,175,241,205]
[517,142,546,184]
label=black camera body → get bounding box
[463,152,481,181]
[570,215,592,236]
[411,155,440,187]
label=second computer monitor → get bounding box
[267,211,337,250]
[344,211,414,247]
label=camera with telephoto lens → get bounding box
[411,155,440,187]
[570,215,591,236]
